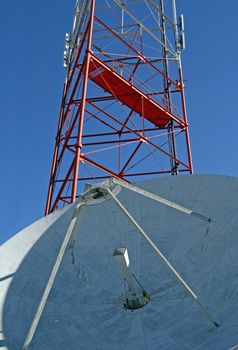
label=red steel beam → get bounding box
[71,0,96,202]
[45,3,193,214]
[87,101,189,169]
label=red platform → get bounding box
[88,55,185,129]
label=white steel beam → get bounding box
[105,186,219,327]
[111,178,212,223]
[112,0,177,58]
[22,202,84,350]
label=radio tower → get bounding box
[45,0,193,214]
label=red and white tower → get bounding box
[45,0,193,214]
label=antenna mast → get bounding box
[45,0,193,214]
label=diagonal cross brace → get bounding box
[103,186,219,328]
[110,177,212,223]
[22,202,84,350]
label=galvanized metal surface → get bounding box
[1,174,238,349]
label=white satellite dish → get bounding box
[1,174,238,349]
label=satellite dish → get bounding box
[1,174,238,349]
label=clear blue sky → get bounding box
[0,0,237,244]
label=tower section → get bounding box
[45,0,193,214]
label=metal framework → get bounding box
[45,0,193,214]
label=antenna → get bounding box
[45,0,193,214]
[3,174,238,348]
